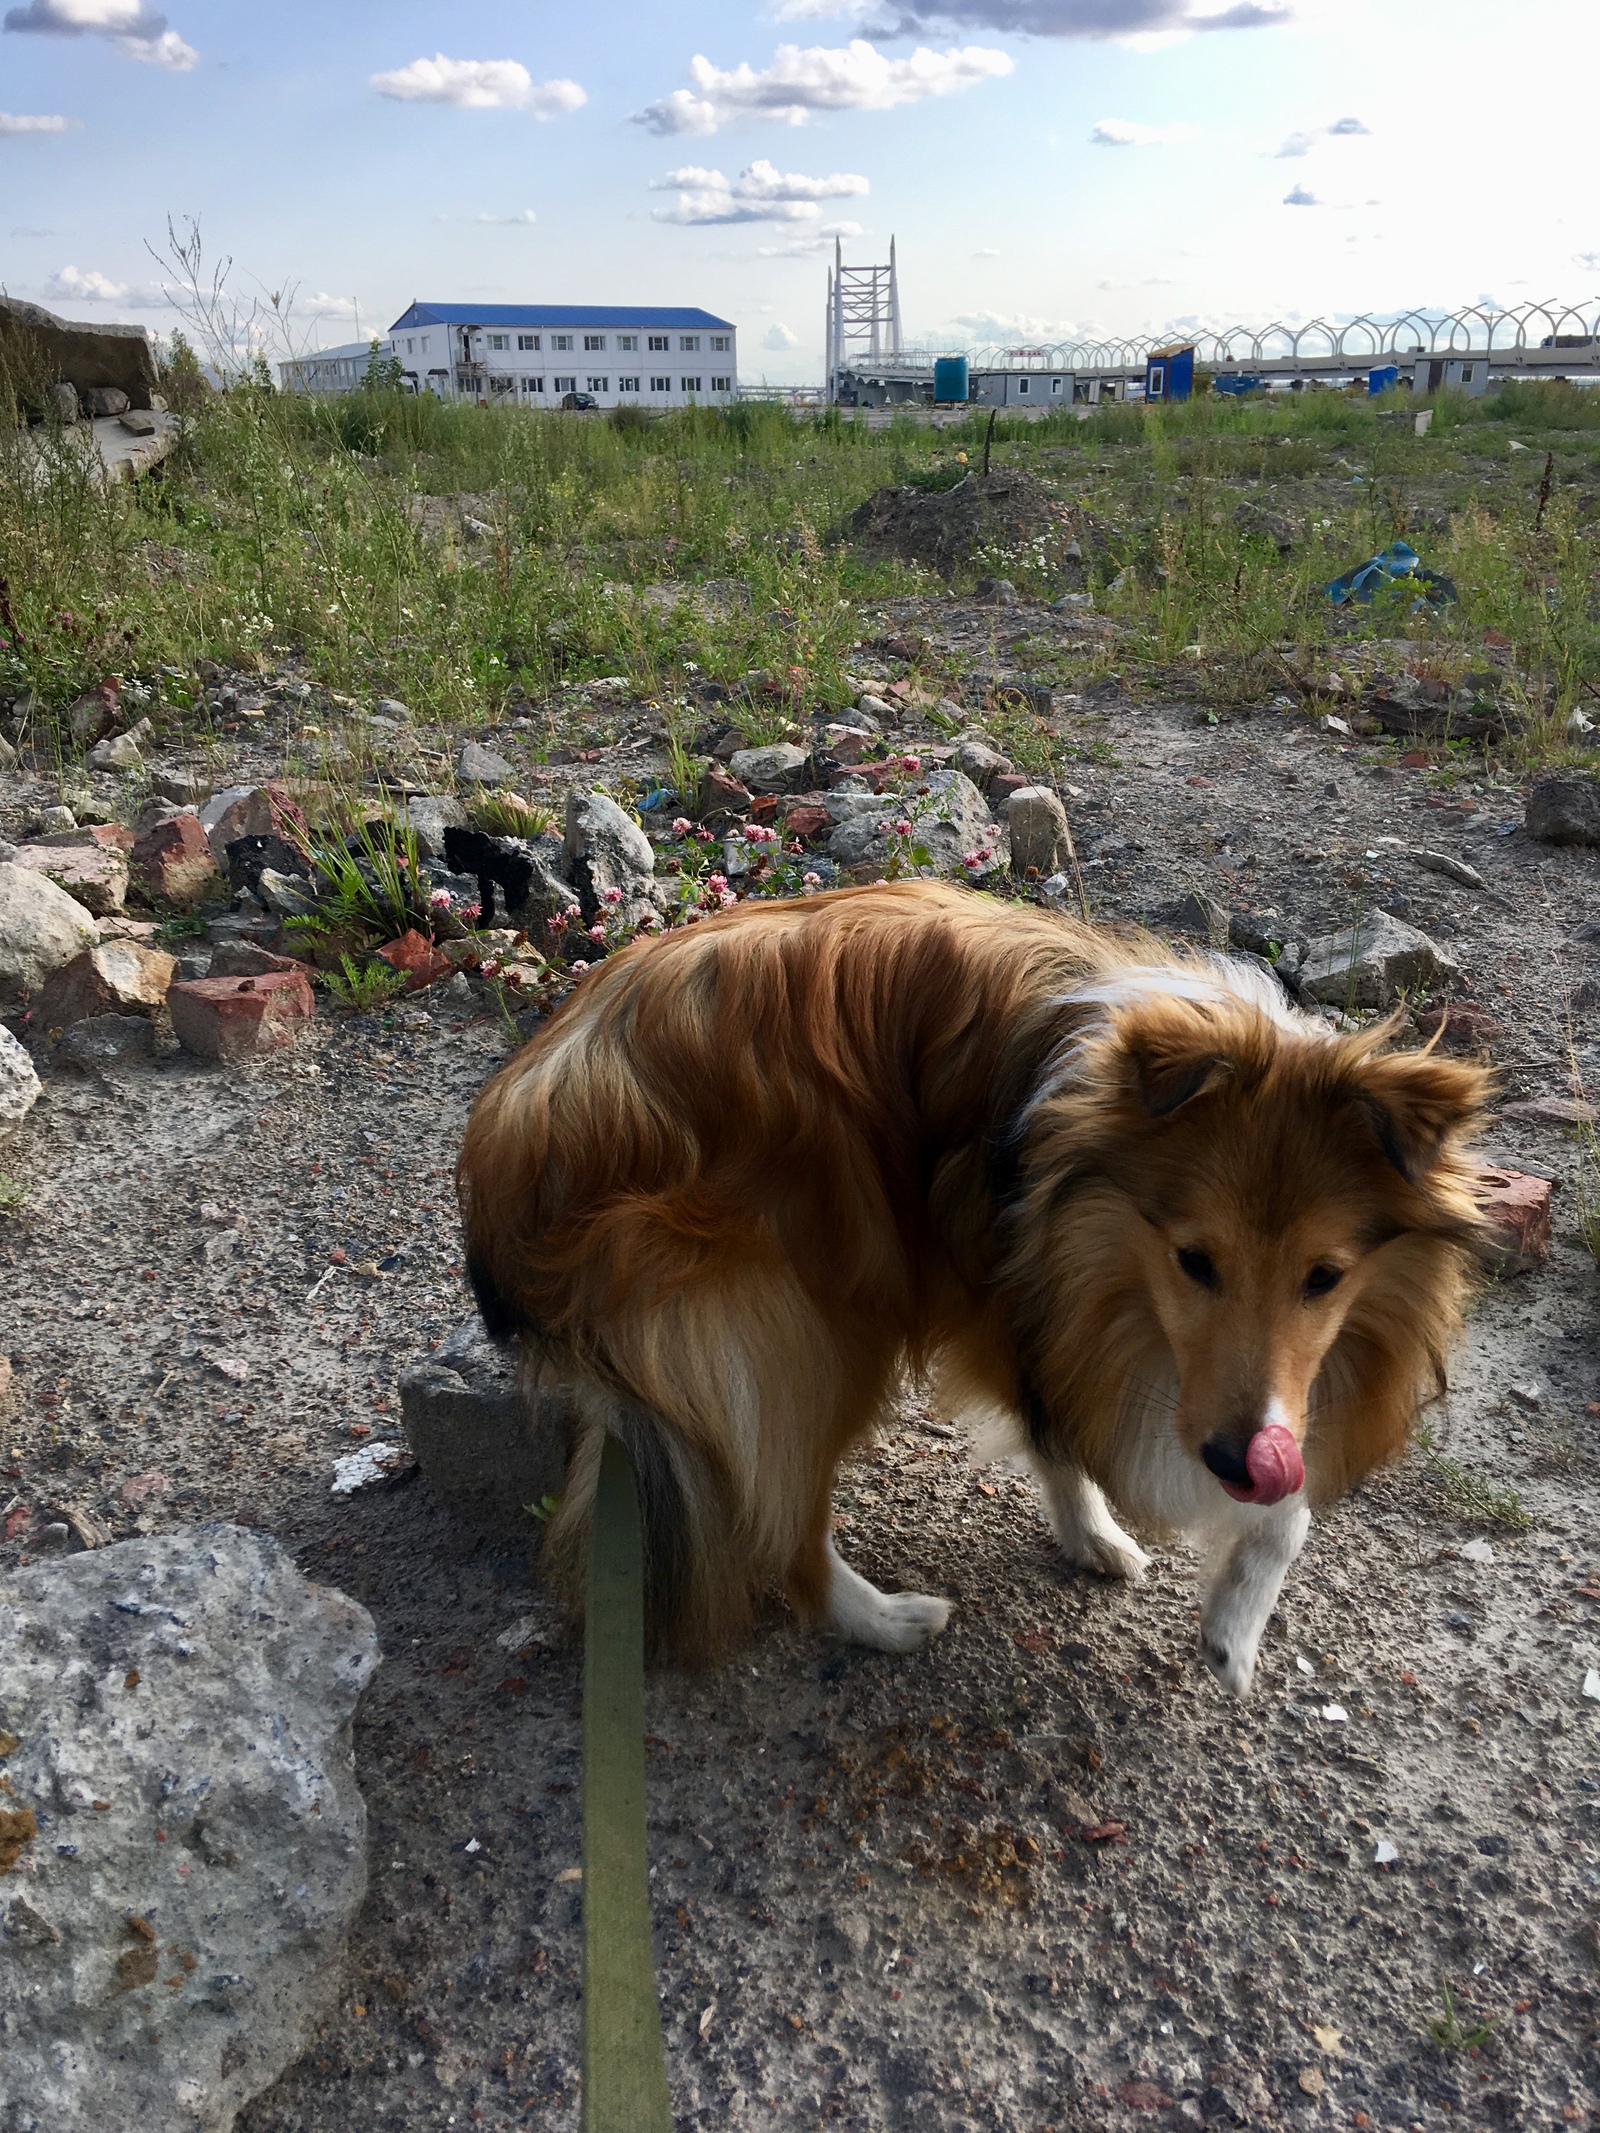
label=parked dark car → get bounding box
[560,391,598,412]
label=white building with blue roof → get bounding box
[388,302,737,408]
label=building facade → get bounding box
[277,338,398,395]
[386,304,737,408]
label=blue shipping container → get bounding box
[1144,346,1194,403]
[933,356,969,404]
[1367,365,1399,396]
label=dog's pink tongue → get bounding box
[1245,1424,1304,1505]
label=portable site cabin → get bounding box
[1408,354,1488,398]
[1143,344,1194,404]
[970,368,1075,409]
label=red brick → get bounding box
[987,772,1033,805]
[131,812,222,908]
[1474,1165,1553,1274]
[376,929,453,992]
[168,970,314,1060]
[783,804,832,842]
[696,766,752,821]
[747,793,780,826]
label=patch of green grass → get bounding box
[471,789,555,839]
[1427,1979,1494,2053]
[0,1172,27,1218]
[1416,1424,1530,1531]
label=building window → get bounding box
[681,376,701,394]
[618,375,640,393]
[711,375,731,393]
[1148,365,1165,399]
[555,375,576,393]
[1052,377,1062,392]
[488,333,509,350]
[1460,363,1475,382]
[419,336,429,352]
[648,334,669,352]
[587,376,609,393]
[489,375,515,396]
[517,333,539,351]
[584,334,606,351]
[552,334,573,351]
[711,335,730,352]
[616,334,638,352]
[521,376,545,394]
[650,374,671,393]
[679,335,700,352]
[1018,377,1029,395]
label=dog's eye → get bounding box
[1176,1247,1217,1290]
[1304,1263,1344,1298]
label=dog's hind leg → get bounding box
[1198,1500,1311,1697]
[820,1538,951,1653]
[1030,1458,1151,1583]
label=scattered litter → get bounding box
[1508,1382,1543,1412]
[1446,1610,1474,1632]
[1583,1670,1600,1702]
[330,1442,413,1495]
[1462,1538,1496,1564]
[209,1354,250,1383]
[1321,1704,1349,1724]
[495,1614,545,1651]
[1309,2023,1344,2055]
[1324,540,1456,609]
[698,2002,716,2037]
[555,1866,583,1884]
[1296,1655,1316,1677]
[1373,1839,1399,1866]
[463,1838,481,1854]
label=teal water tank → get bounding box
[933,356,969,405]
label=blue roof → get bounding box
[390,302,735,333]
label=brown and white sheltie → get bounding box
[457,881,1488,1695]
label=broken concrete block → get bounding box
[0,1524,377,2133]
[33,939,177,1027]
[563,788,658,922]
[1296,909,1458,1009]
[1006,786,1074,878]
[11,842,128,917]
[0,1022,42,1137]
[401,1320,568,1537]
[53,1011,158,1072]
[405,793,468,861]
[1473,1165,1553,1275]
[85,731,142,773]
[0,861,98,999]
[167,969,314,1060]
[457,740,515,786]
[131,811,221,908]
[1526,775,1600,847]
[726,742,813,795]
[197,785,274,865]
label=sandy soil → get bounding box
[4,618,1600,2132]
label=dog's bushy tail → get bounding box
[535,1372,757,1663]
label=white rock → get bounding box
[1373,1838,1400,1865]
[458,740,515,786]
[85,731,143,772]
[0,860,98,1000]
[1007,786,1074,877]
[562,789,659,924]
[727,743,812,795]
[330,1442,413,1495]
[0,1525,378,2133]
[1296,909,1458,1009]
[405,793,468,861]
[0,1022,42,1136]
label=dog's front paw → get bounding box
[865,1591,953,1653]
[1199,1624,1258,1698]
[1064,1528,1151,1585]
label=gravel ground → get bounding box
[4,626,1600,2132]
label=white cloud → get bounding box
[857,0,1286,37]
[763,322,801,349]
[0,110,75,133]
[1090,117,1199,146]
[303,292,360,320]
[47,262,166,305]
[370,55,586,117]
[1282,184,1319,206]
[3,0,196,68]
[1276,113,1369,155]
[634,38,1012,135]
[652,157,869,225]
[755,219,865,255]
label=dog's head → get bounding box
[1014,986,1490,1508]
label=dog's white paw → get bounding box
[1061,1525,1151,1585]
[1199,1621,1260,1698]
[825,1544,951,1651]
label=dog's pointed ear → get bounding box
[1116,1009,1235,1119]
[1350,1048,1490,1181]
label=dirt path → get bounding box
[5,679,1599,2132]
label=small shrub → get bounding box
[323,953,406,1012]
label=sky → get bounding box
[1,0,1596,384]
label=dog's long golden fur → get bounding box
[457,880,1488,1679]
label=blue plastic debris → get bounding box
[639,788,680,813]
[1324,540,1457,608]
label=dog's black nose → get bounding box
[1201,1436,1252,1489]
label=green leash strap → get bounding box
[583,1435,674,2133]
